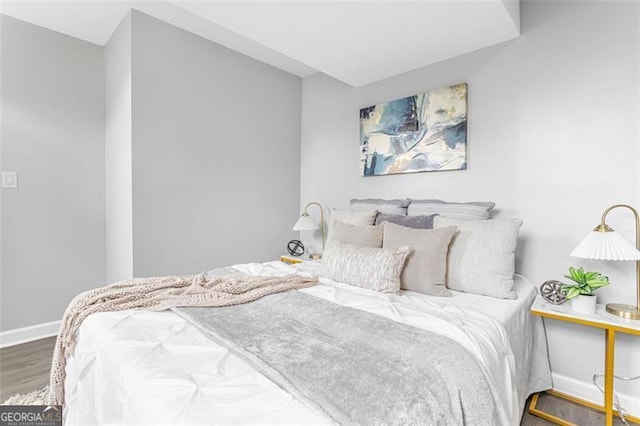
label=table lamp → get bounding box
[570,204,640,320]
[293,201,325,260]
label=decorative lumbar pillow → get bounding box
[375,213,438,230]
[327,208,378,241]
[332,221,384,248]
[382,222,457,296]
[320,241,410,293]
[408,199,495,220]
[434,216,522,299]
[350,198,410,215]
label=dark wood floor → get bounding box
[0,337,633,424]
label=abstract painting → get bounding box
[359,83,467,176]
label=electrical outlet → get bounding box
[1,171,18,189]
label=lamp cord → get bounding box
[592,373,640,425]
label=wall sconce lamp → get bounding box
[571,204,640,320]
[292,201,325,260]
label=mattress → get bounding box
[63,261,551,425]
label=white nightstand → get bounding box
[530,297,640,426]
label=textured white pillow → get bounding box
[326,208,378,241]
[434,217,522,299]
[320,241,410,293]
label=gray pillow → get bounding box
[320,241,410,293]
[434,216,522,299]
[408,199,495,220]
[383,222,457,296]
[350,198,410,215]
[327,208,378,242]
[375,213,437,229]
[332,221,384,248]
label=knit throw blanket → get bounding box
[46,272,318,406]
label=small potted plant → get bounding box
[561,266,610,314]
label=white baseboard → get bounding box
[552,372,640,418]
[0,320,60,348]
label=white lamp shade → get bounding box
[292,215,319,231]
[570,230,640,261]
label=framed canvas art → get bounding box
[359,83,467,176]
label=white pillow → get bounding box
[326,208,377,241]
[320,241,410,293]
[350,198,410,215]
[383,222,457,296]
[408,199,495,220]
[434,216,522,299]
[332,221,384,248]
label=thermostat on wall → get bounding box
[1,171,17,189]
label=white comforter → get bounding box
[64,262,551,425]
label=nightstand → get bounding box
[530,297,640,426]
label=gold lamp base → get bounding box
[605,303,640,320]
[309,253,322,260]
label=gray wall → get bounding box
[105,12,133,284]
[0,15,105,331]
[130,11,301,277]
[0,10,302,330]
[300,0,640,407]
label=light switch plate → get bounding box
[1,171,18,189]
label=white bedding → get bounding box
[63,261,551,425]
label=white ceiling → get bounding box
[0,1,520,87]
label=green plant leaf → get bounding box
[585,271,599,280]
[567,266,589,284]
[589,279,609,290]
[580,285,592,295]
[562,267,610,296]
[563,287,581,299]
[569,266,581,282]
[564,273,581,284]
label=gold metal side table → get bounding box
[530,298,640,426]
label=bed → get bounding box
[62,260,552,425]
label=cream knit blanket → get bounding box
[46,272,318,406]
